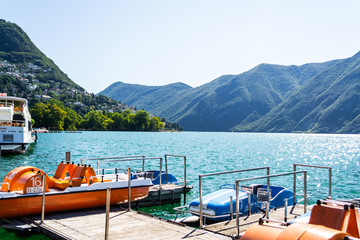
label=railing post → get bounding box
[236,181,240,239]
[41,173,46,223]
[284,198,288,222]
[165,155,168,184]
[128,167,131,211]
[230,196,233,220]
[142,156,145,172]
[159,158,162,205]
[293,165,296,206]
[248,191,251,216]
[304,171,307,213]
[105,187,111,240]
[66,151,70,163]
[329,168,332,198]
[199,175,203,229]
[267,167,270,202]
[97,161,100,175]
[183,156,187,204]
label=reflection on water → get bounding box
[1,131,359,220]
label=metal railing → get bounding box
[198,166,270,228]
[81,155,146,174]
[234,170,307,238]
[293,163,332,199]
[164,154,187,204]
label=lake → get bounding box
[0,131,359,238]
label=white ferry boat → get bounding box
[0,93,36,153]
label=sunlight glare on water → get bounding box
[1,131,359,219]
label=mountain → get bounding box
[100,58,347,132]
[0,19,82,90]
[235,51,360,133]
[0,19,127,115]
[99,81,192,113]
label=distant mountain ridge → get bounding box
[99,55,360,133]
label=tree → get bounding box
[149,116,164,131]
[133,110,150,130]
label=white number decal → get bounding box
[30,176,42,187]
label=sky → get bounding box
[1,0,360,93]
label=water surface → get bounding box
[1,131,359,221]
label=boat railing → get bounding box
[82,156,167,190]
[293,163,332,199]
[81,155,189,200]
[0,120,25,127]
[0,182,10,192]
[198,166,270,228]
[80,155,146,173]
[234,170,308,238]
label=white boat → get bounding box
[0,93,36,153]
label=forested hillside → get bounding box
[0,19,177,131]
[100,56,359,133]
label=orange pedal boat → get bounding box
[0,162,152,218]
[240,199,360,240]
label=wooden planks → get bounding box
[28,207,230,240]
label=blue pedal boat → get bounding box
[189,184,296,222]
[140,170,179,184]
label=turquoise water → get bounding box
[1,131,360,233]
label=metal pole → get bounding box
[304,171,307,213]
[105,187,111,240]
[236,182,240,238]
[329,168,332,198]
[165,155,168,184]
[248,191,251,216]
[97,161,100,175]
[159,158,162,189]
[41,173,46,223]
[199,175,203,228]
[267,168,270,202]
[128,167,131,211]
[293,165,296,206]
[159,158,162,204]
[266,202,269,219]
[184,156,187,204]
[230,196,233,220]
[284,198,288,222]
[66,151,70,163]
[142,156,145,172]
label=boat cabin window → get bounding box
[14,101,24,112]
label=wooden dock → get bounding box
[23,207,231,240]
[204,204,313,238]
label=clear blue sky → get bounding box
[2,0,360,93]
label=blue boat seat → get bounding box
[257,188,271,202]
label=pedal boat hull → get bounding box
[0,164,152,219]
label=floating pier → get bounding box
[20,207,230,240]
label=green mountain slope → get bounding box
[0,19,82,90]
[99,81,192,114]
[236,51,360,133]
[0,19,125,116]
[100,60,340,131]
